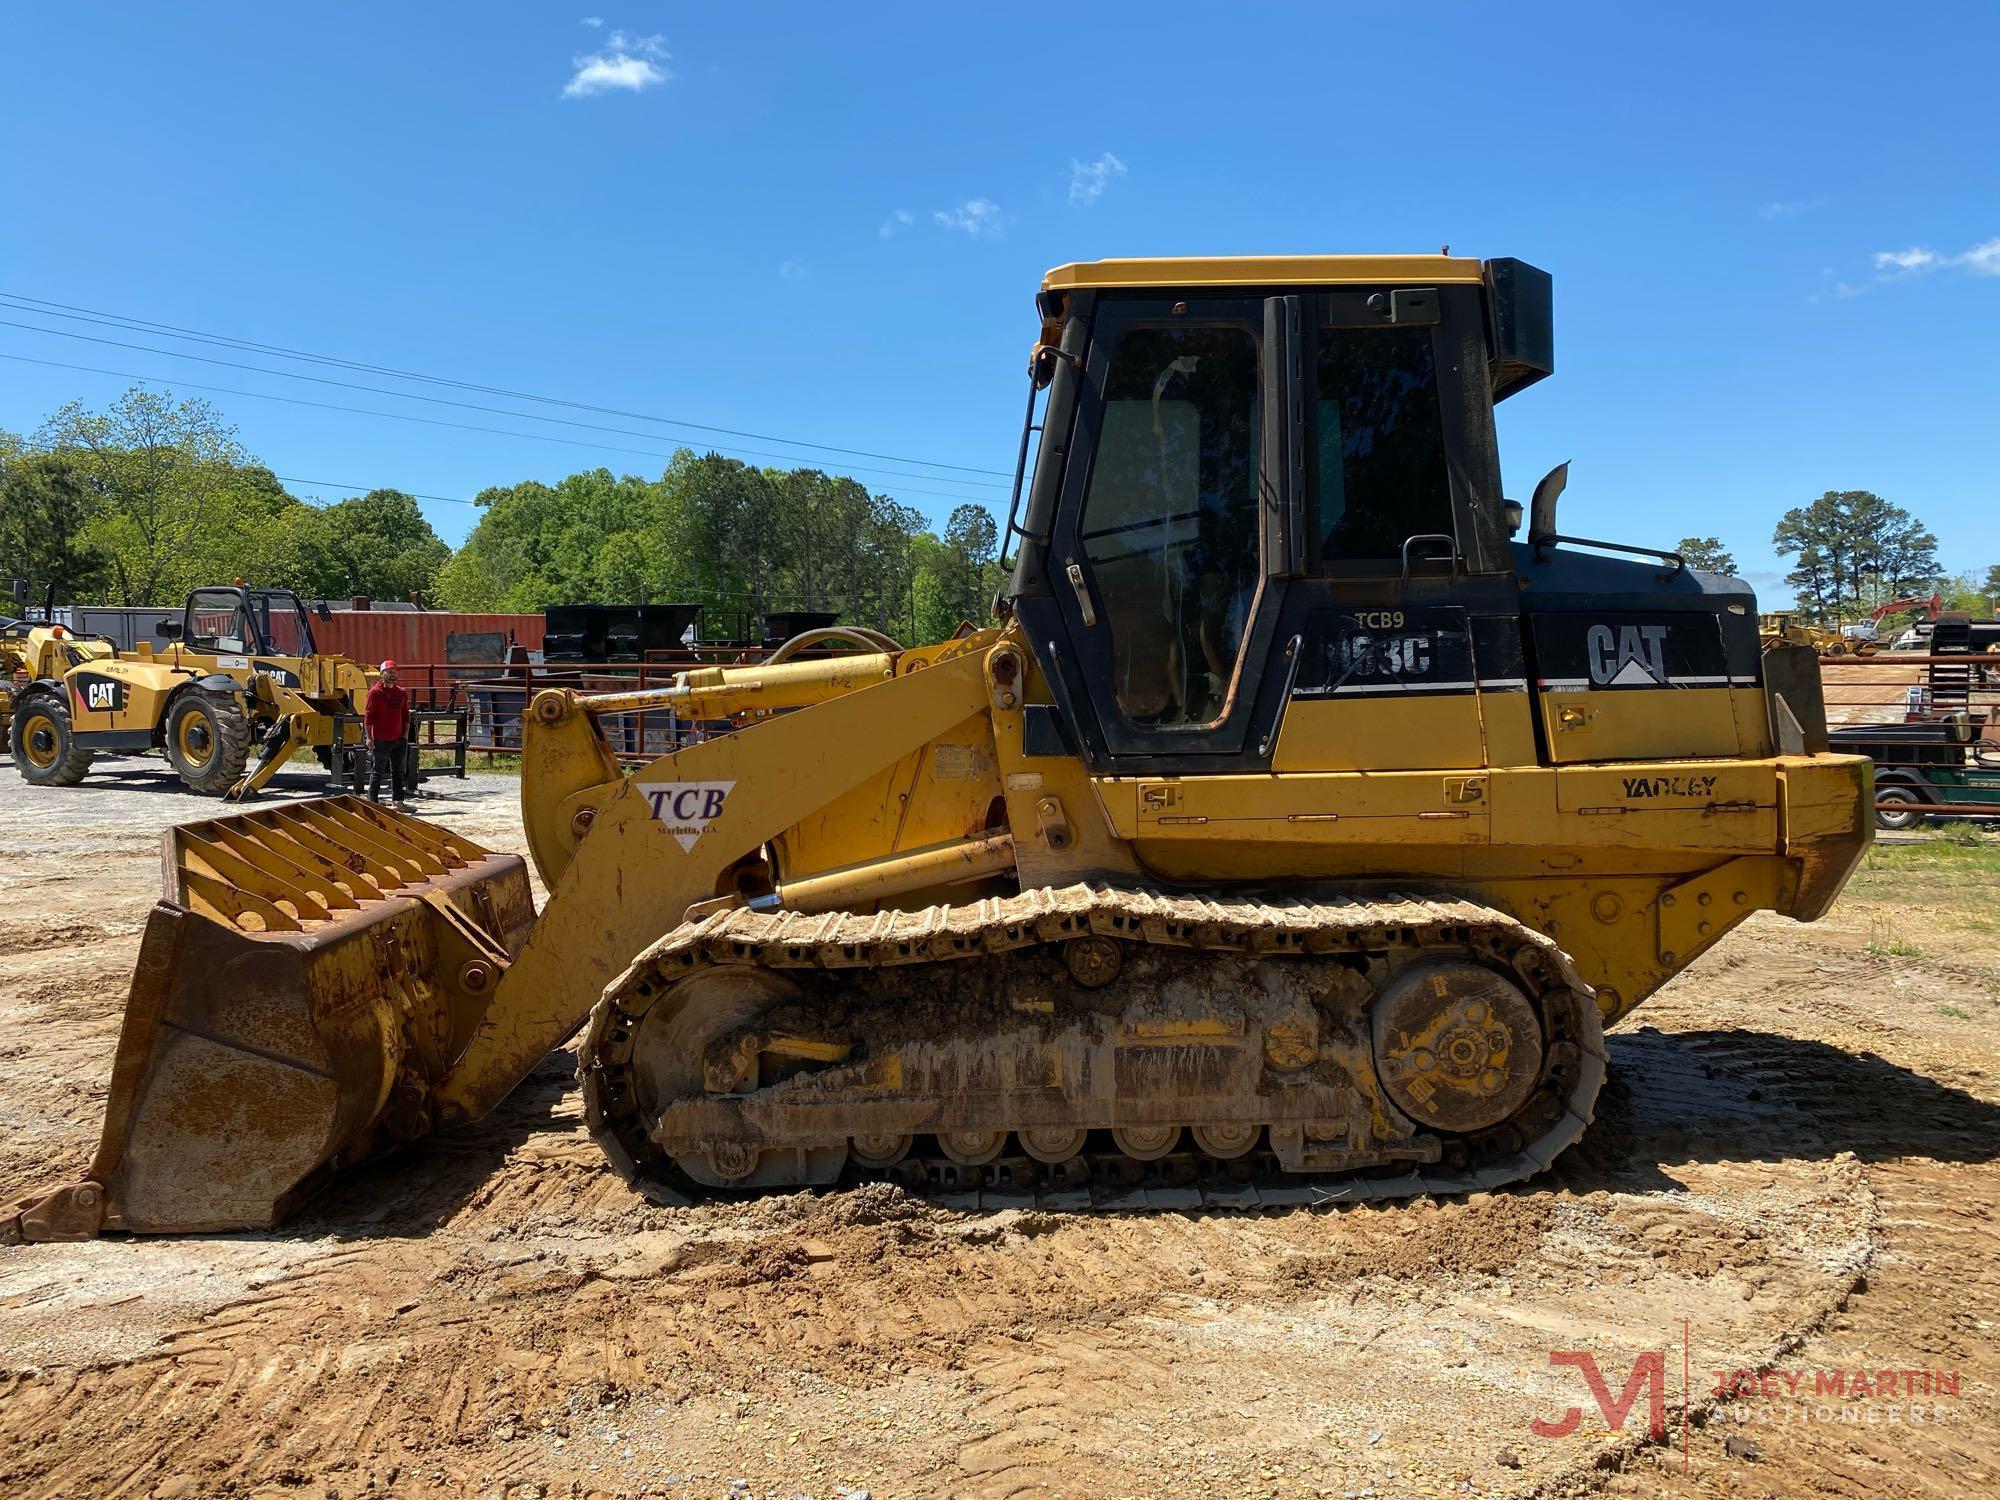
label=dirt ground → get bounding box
[1,761,1997,1499]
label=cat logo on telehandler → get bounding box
[3,254,1871,1243]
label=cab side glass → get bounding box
[186,590,250,654]
[1317,327,1454,563]
[1077,323,1261,728]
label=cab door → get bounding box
[1273,287,1522,773]
[1040,295,1294,764]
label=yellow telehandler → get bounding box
[9,584,373,797]
[4,253,1871,1240]
[2,588,119,756]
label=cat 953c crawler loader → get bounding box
[4,253,1873,1241]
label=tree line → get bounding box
[5,386,1991,644]
[1,387,1005,645]
[1679,490,1994,623]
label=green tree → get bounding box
[0,447,111,602]
[432,451,995,642]
[35,387,307,603]
[1771,491,1940,623]
[1673,536,1737,575]
[298,489,450,602]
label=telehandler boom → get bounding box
[4,254,1871,1240]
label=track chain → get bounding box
[580,884,1608,1211]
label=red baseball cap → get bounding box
[380,660,397,671]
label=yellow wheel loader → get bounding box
[8,584,373,798]
[2,595,119,760]
[3,254,1873,1241]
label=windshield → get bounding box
[252,591,316,656]
[185,589,317,656]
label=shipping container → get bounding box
[311,611,545,666]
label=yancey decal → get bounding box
[636,780,736,852]
[1620,774,1718,800]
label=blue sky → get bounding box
[2,3,1995,603]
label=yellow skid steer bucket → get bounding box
[4,797,534,1241]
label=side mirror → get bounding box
[9,578,26,609]
[316,603,333,621]
[1528,461,1569,542]
[158,620,183,639]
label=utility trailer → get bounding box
[1829,719,2000,829]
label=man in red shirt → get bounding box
[363,661,414,807]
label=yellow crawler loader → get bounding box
[9,584,372,797]
[4,254,1872,1241]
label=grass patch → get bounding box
[1847,831,2000,914]
[1938,1005,1974,1020]
[1858,829,2000,877]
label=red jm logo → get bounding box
[1532,1351,1667,1440]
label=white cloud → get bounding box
[1874,246,1943,273]
[1957,237,2000,276]
[581,15,603,26]
[562,29,670,98]
[779,259,807,279]
[878,209,914,238]
[935,198,1003,237]
[1817,234,2000,300]
[1757,199,1810,220]
[1068,151,1126,207]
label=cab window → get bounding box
[1077,322,1261,728]
[1316,326,1454,563]
[186,590,252,654]
[253,593,314,655]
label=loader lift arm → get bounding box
[433,642,994,1125]
[4,639,996,1240]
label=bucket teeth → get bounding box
[3,796,534,1241]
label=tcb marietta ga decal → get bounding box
[636,781,736,852]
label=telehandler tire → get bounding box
[11,694,94,786]
[164,689,253,795]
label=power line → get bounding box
[0,291,1014,480]
[0,316,1009,494]
[0,350,1003,507]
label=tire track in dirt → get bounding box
[4,782,1993,1498]
[1528,949,2000,1499]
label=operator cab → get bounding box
[1007,253,1768,778]
[181,587,318,659]
[1006,254,1549,772]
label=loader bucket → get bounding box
[3,797,534,1241]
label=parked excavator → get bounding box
[4,253,1872,1241]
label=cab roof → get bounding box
[1039,254,1486,292]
